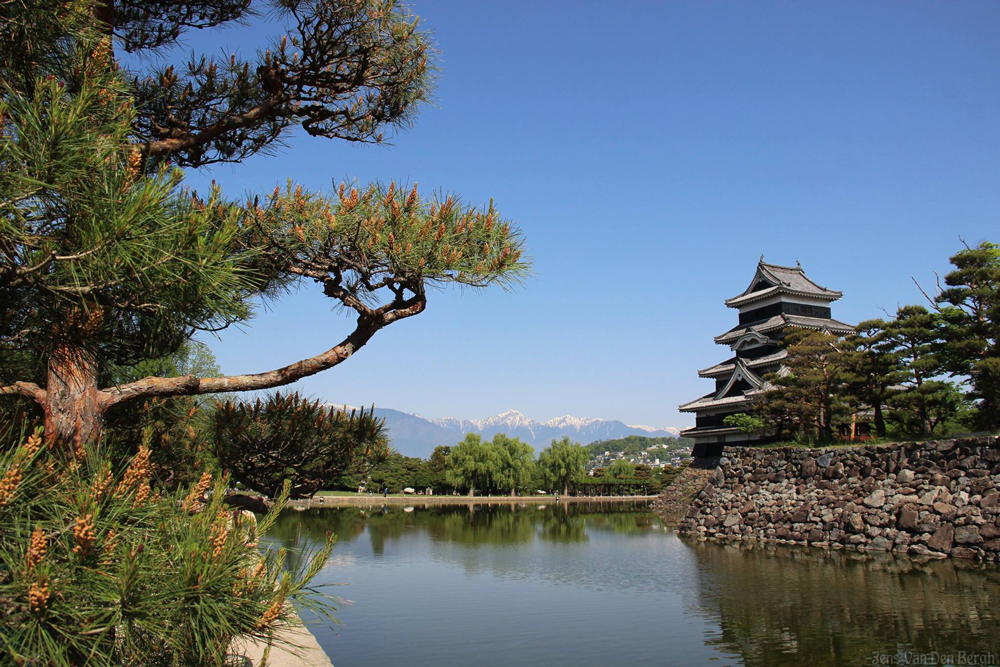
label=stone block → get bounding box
[927,524,955,553]
[869,536,893,551]
[933,502,958,515]
[864,489,886,508]
[954,525,983,545]
[898,506,919,532]
[980,523,1000,540]
[847,513,866,533]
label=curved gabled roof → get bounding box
[714,314,855,345]
[726,260,842,307]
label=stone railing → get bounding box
[675,437,1000,560]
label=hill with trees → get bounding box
[586,435,692,460]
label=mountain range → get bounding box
[331,406,683,459]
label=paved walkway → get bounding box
[233,622,334,667]
[292,494,658,508]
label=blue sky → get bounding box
[176,1,999,429]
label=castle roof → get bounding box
[714,314,855,345]
[697,349,788,378]
[679,359,776,412]
[725,260,842,308]
[678,391,760,413]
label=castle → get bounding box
[679,259,855,457]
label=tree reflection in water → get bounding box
[264,502,654,566]
[685,539,1000,667]
[265,505,1000,667]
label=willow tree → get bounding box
[0,1,528,452]
[445,434,500,497]
[538,436,588,496]
[492,434,534,496]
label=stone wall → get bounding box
[674,437,1000,560]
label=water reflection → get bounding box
[266,505,1000,667]
[686,538,1000,666]
[267,501,653,554]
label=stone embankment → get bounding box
[653,465,716,527]
[662,436,1000,561]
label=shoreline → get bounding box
[289,494,658,508]
[236,610,333,667]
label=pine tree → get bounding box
[765,330,849,442]
[211,392,390,498]
[884,305,958,435]
[842,319,903,438]
[935,242,1000,430]
[0,3,528,453]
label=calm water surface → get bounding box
[266,502,1000,667]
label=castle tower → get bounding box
[679,259,855,458]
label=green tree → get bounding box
[537,436,588,495]
[606,458,636,479]
[100,341,224,485]
[586,434,686,458]
[885,305,957,435]
[369,453,424,493]
[0,436,336,666]
[211,392,389,498]
[0,2,528,453]
[842,319,903,438]
[766,330,850,442]
[934,242,1000,429]
[426,445,452,493]
[722,412,771,436]
[444,433,500,497]
[492,434,535,496]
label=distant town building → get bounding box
[679,258,855,458]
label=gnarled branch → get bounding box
[0,381,46,404]
[102,293,426,407]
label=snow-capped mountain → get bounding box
[628,423,682,437]
[348,407,682,458]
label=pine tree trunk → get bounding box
[43,345,104,454]
[873,402,886,438]
[919,402,932,436]
[562,482,568,496]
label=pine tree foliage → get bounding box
[0,47,256,374]
[211,392,389,498]
[765,330,850,442]
[0,431,337,666]
[884,305,958,435]
[2,0,435,168]
[841,319,904,437]
[935,241,1000,429]
[0,2,528,449]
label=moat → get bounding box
[268,503,1000,667]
